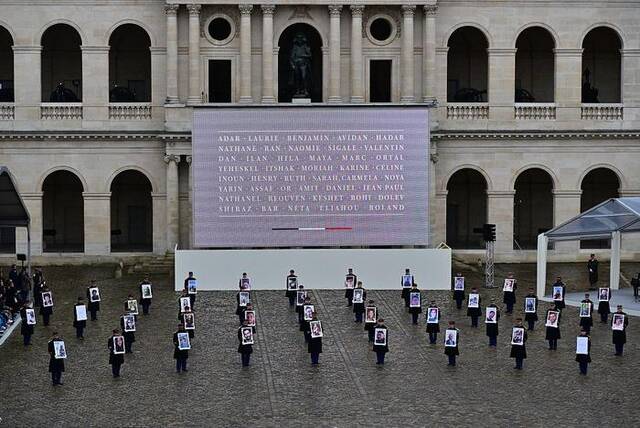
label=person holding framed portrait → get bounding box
[611,305,629,356]
[502,274,517,314]
[352,282,367,323]
[124,294,139,316]
[485,299,500,347]
[237,320,254,367]
[452,274,465,310]
[552,276,566,311]
[579,293,594,334]
[285,269,298,307]
[139,276,153,315]
[47,332,65,386]
[575,329,591,375]
[20,302,35,346]
[238,272,251,291]
[523,288,538,331]
[425,301,440,344]
[72,297,88,339]
[509,319,528,370]
[120,312,136,353]
[86,280,100,321]
[364,300,378,342]
[183,271,197,309]
[372,319,389,365]
[597,287,611,324]
[307,314,323,365]
[236,287,251,324]
[544,304,561,350]
[408,284,422,325]
[242,306,256,331]
[180,309,196,339]
[444,321,459,366]
[179,291,191,314]
[173,323,189,373]
[466,288,482,328]
[108,329,126,378]
[299,295,313,342]
[295,286,307,322]
[401,268,414,301]
[39,285,54,326]
[344,268,357,307]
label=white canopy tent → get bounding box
[537,197,640,297]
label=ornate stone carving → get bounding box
[165,4,179,15]
[186,4,201,16]
[424,5,438,16]
[401,5,416,16]
[186,156,192,164]
[164,154,180,164]
[261,4,276,15]
[288,5,312,20]
[328,4,343,16]
[238,4,253,15]
[362,7,401,40]
[350,5,365,16]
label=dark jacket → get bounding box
[485,305,500,337]
[173,331,189,360]
[237,327,253,354]
[444,328,459,356]
[86,287,100,312]
[523,295,538,322]
[48,339,65,372]
[20,307,34,336]
[407,289,422,314]
[73,304,86,328]
[372,325,389,353]
[108,336,125,365]
[545,309,561,340]
[575,336,592,363]
[612,312,629,345]
[467,294,482,317]
[509,327,528,359]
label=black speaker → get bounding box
[482,224,496,242]
[17,253,26,261]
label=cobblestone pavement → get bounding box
[0,263,638,427]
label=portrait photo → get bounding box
[241,327,254,345]
[545,311,559,328]
[576,336,589,355]
[352,289,364,304]
[374,328,387,346]
[612,314,625,331]
[288,277,298,290]
[426,308,439,324]
[126,299,139,315]
[511,327,525,345]
[552,286,564,301]
[598,287,610,302]
[53,340,67,359]
[524,297,536,313]
[180,296,191,313]
[113,336,125,355]
[187,279,197,294]
[123,314,136,332]
[240,277,251,291]
[579,303,591,317]
[141,284,153,299]
[468,293,479,308]
[345,277,355,289]
[365,307,377,323]
[239,291,250,307]
[444,329,457,347]
[409,292,421,308]
[303,304,315,321]
[402,275,413,288]
[296,290,307,306]
[89,287,101,302]
[310,320,323,338]
[75,305,88,321]
[25,308,36,325]
[244,310,255,327]
[41,291,53,308]
[183,313,196,330]
[503,278,515,292]
[177,332,191,350]
[454,277,465,291]
[485,308,497,323]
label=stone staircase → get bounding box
[135,253,175,276]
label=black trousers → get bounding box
[141,301,151,315]
[76,325,84,338]
[51,369,62,385]
[111,363,122,377]
[90,310,98,321]
[43,313,50,326]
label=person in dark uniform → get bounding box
[295,285,306,322]
[467,288,482,328]
[139,276,152,315]
[552,276,567,311]
[20,302,34,346]
[120,312,135,354]
[545,304,561,350]
[587,254,598,290]
[425,300,440,344]
[344,268,356,307]
[124,294,137,314]
[401,268,414,301]
[612,305,629,356]
[238,320,253,367]
[72,297,87,339]
[502,273,517,314]
[285,269,298,307]
[352,281,366,323]
[407,284,422,325]
[33,270,44,307]
[576,329,591,375]
[485,299,500,347]
[579,293,594,334]
[183,271,196,309]
[86,280,100,321]
[173,323,189,373]
[364,300,377,342]
[523,288,538,331]
[372,318,388,365]
[108,329,125,378]
[452,273,465,310]
[510,319,528,370]
[47,332,65,386]
[307,312,322,365]
[39,285,53,326]
[300,296,312,342]
[598,288,611,323]
[180,309,196,339]
[235,285,250,324]
[444,321,459,366]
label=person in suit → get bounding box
[587,254,599,289]
[552,277,566,311]
[485,300,500,347]
[545,305,561,350]
[364,300,378,342]
[523,288,538,331]
[47,332,65,386]
[510,319,528,370]
[72,297,87,339]
[401,268,414,301]
[139,276,153,315]
[352,281,367,323]
[444,321,459,366]
[108,329,125,378]
[39,285,53,326]
[180,309,196,339]
[173,323,189,373]
[575,329,591,375]
[408,284,422,325]
[120,312,136,354]
[238,320,253,367]
[425,301,440,344]
[124,294,138,315]
[86,280,100,321]
[598,288,611,323]
[20,302,34,346]
[33,269,45,307]
[612,305,629,356]
[579,293,594,334]
[307,312,322,365]
[502,273,517,314]
[235,284,250,324]
[372,318,389,365]
[344,268,356,307]
[300,296,313,342]
[183,271,197,309]
[285,269,298,307]
[467,288,482,328]
[452,274,465,310]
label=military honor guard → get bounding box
[587,254,599,289]
[509,319,527,370]
[502,274,517,314]
[425,301,440,344]
[372,319,389,365]
[485,300,500,347]
[611,305,628,356]
[86,280,101,321]
[108,329,126,378]
[523,288,538,331]
[72,297,88,339]
[579,293,594,334]
[444,321,460,366]
[575,329,591,375]
[47,332,66,386]
[139,276,153,315]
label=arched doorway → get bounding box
[515,27,555,102]
[41,24,82,102]
[109,24,152,102]
[580,167,620,249]
[582,27,622,103]
[446,169,487,249]
[278,23,323,103]
[0,26,14,102]
[42,170,84,252]
[514,168,553,249]
[110,170,153,252]
[447,26,489,102]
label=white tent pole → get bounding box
[536,234,548,297]
[610,231,621,290]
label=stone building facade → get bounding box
[0,0,638,262]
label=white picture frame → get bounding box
[180,297,191,313]
[612,314,625,331]
[241,327,254,345]
[579,303,591,318]
[444,329,457,347]
[511,327,525,345]
[524,297,536,313]
[365,306,377,323]
[598,287,610,302]
[126,299,139,315]
[123,314,136,332]
[402,274,413,288]
[374,328,387,346]
[409,292,421,308]
[239,291,250,307]
[41,291,53,308]
[296,290,307,306]
[25,308,36,325]
[545,311,559,328]
[576,336,589,355]
[240,277,251,291]
[288,277,298,290]
[187,279,197,295]
[141,283,153,299]
[177,332,191,350]
[426,307,439,324]
[89,287,101,302]
[345,276,355,289]
[485,307,498,324]
[53,340,67,359]
[453,277,465,291]
[112,336,126,355]
[352,289,364,304]
[303,304,315,321]
[183,313,196,330]
[468,293,479,308]
[503,278,515,292]
[310,320,323,338]
[552,286,564,301]
[75,305,87,321]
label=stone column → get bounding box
[186,155,194,248]
[12,46,41,125]
[165,4,180,103]
[435,46,448,122]
[151,192,166,254]
[328,5,342,103]
[261,5,276,103]
[165,154,180,252]
[487,48,516,121]
[554,49,583,121]
[350,5,364,103]
[487,190,515,257]
[81,46,110,124]
[622,49,640,122]
[239,4,254,103]
[18,193,43,256]
[150,47,167,117]
[552,190,581,256]
[83,193,111,255]
[422,4,437,102]
[400,5,416,103]
[187,4,202,105]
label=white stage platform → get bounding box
[542,288,640,317]
[174,248,451,291]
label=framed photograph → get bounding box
[426,307,439,324]
[183,312,196,330]
[310,320,323,338]
[75,305,88,321]
[579,303,591,318]
[345,276,355,289]
[241,327,254,345]
[503,278,515,292]
[113,336,126,355]
[89,287,101,302]
[485,307,498,324]
[187,279,197,295]
[545,311,559,328]
[454,277,465,291]
[126,299,139,315]
[296,290,307,306]
[123,314,136,332]
[25,308,36,325]
[177,332,191,350]
[288,277,298,290]
[511,327,525,345]
[467,293,479,308]
[303,304,315,321]
[374,328,387,346]
[598,287,610,302]
[141,283,153,299]
[552,286,564,301]
[365,306,377,323]
[524,297,536,313]
[352,289,364,304]
[180,296,191,313]
[239,291,250,307]
[41,291,53,308]
[576,336,589,355]
[240,277,251,291]
[612,314,625,331]
[402,274,413,288]
[444,329,457,347]
[53,340,67,359]
[409,292,421,308]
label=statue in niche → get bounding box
[289,32,312,98]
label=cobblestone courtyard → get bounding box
[1,263,638,426]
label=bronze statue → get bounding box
[289,32,312,98]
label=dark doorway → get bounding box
[109,24,151,102]
[370,60,392,102]
[580,168,620,249]
[41,24,83,102]
[209,60,232,102]
[278,23,323,103]
[513,168,553,250]
[110,170,152,252]
[0,227,15,253]
[446,169,487,249]
[42,170,85,252]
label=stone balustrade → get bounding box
[0,103,14,120]
[514,103,556,120]
[109,103,152,120]
[446,103,489,120]
[581,103,624,120]
[40,103,83,120]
